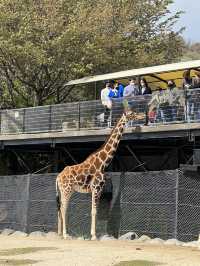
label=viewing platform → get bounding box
[0,122,200,146]
[1,60,200,147]
[0,91,200,146]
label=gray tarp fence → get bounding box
[0,169,200,241]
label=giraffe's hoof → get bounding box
[63,234,71,240]
[91,236,97,241]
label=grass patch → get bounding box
[0,247,57,256]
[0,258,38,265]
[114,260,162,266]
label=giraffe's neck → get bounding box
[99,114,127,168]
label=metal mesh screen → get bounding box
[0,175,28,231]
[177,168,200,241]
[1,109,24,134]
[0,170,200,241]
[119,171,177,240]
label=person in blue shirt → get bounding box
[108,80,125,98]
[109,82,119,99]
[114,80,124,98]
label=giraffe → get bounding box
[56,110,144,240]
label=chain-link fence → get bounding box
[1,89,200,134]
[0,169,200,241]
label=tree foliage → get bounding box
[182,42,200,61]
[0,0,184,107]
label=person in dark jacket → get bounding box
[139,77,152,95]
[192,71,200,88]
[192,71,200,120]
[182,70,194,122]
[139,77,152,125]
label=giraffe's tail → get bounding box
[56,179,61,211]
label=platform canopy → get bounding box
[65,60,200,90]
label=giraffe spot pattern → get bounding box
[94,157,101,169]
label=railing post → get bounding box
[78,102,80,130]
[184,89,188,123]
[22,109,26,133]
[49,105,52,132]
[0,110,2,135]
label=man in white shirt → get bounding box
[101,81,112,127]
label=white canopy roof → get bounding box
[65,60,200,87]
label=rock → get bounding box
[45,232,59,238]
[29,231,46,237]
[137,235,151,242]
[1,229,14,236]
[12,231,28,237]
[182,241,199,247]
[77,237,85,240]
[175,240,184,246]
[119,232,139,241]
[148,238,164,245]
[164,239,182,246]
[100,234,116,241]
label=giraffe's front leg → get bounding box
[91,190,98,240]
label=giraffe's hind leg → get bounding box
[60,193,72,239]
[56,183,62,236]
[57,209,62,236]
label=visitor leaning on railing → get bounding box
[148,81,185,124]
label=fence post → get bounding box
[174,169,179,239]
[24,174,31,233]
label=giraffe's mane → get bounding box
[85,114,124,160]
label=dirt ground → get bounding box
[0,235,200,266]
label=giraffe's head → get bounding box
[124,110,145,122]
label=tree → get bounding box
[182,42,200,61]
[0,0,184,107]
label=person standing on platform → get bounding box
[123,77,139,111]
[182,69,194,122]
[101,81,112,127]
[139,77,152,95]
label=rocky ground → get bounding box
[0,230,200,266]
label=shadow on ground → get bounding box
[0,247,57,256]
[0,258,38,265]
[114,260,162,266]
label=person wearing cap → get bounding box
[166,79,184,122]
[192,71,200,88]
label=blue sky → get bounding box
[170,0,199,42]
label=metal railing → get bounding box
[1,88,200,134]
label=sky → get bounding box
[170,0,200,43]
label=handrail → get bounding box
[0,88,200,134]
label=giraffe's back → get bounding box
[56,164,93,194]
